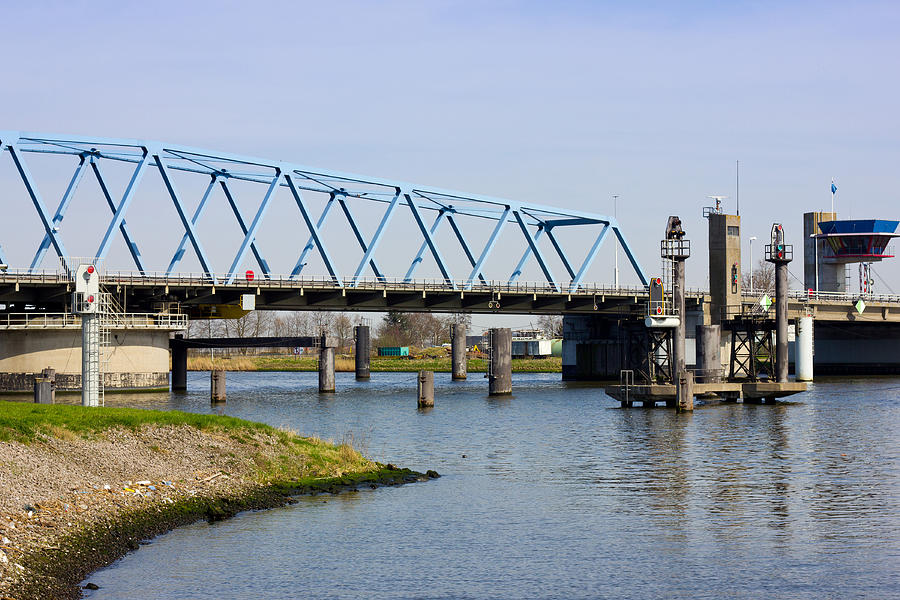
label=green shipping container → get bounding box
[378,346,410,357]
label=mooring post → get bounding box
[318,335,335,393]
[451,323,467,380]
[488,327,512,396]
[33,367,55,404]
[766,222,792,384]
[676,369,694,412]
[354,325,370,380]
[210,369,226,402]
[696,324,721,383]
[672,258,687,377]
[172,333,187,391]
[796,315,814,381]
[417,370,434,408]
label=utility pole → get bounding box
[749,236,757,294]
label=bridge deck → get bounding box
[1,272,899,319]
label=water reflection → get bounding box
[7,372,895,599]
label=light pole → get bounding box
[748,236,757,294]
[613,195,619,288]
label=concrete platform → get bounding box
[605,381,807,406]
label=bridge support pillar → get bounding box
[172,334,187,391]
[319,339,335,393]
[488,328,512,396]
[696,324,721,383]
[354,325,370,380]
[211,369,226,402]
[417,370,434,408]
[796,316,814,381]
[81,313,101,407]
[672,258,687,378]
[451,323,467,380]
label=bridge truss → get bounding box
[0,131,648,292]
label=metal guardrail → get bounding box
[0,312,187,330]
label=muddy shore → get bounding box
[0,423,434,599]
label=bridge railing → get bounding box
[0,268,719,298]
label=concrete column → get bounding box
[417,370,434,408]
[354,325,370,380]
[676,370,694,412]
[796,316,814,381]
[172,334,187,391]
[672,258,687,376]
[695,324,721,383]
[775,262,789,383]
[318,345,335,393]
[211,369,226,402]
[488,328,512,396]
[451,323,467,380]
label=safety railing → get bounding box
[0,268,713,298]
[0,312,187,330]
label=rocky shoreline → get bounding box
[0,423,436,600]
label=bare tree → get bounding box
[537,314,563,337]
[743,259,775,295]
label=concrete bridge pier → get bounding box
[451,323,467,380]
[172,333,187,391]
[488,328,512,396]
[354,325,370,380]
[211,369,226,402]
[319,344,335,393]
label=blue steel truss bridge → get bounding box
[0,131,649,306]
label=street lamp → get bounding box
[748,236,757,294]
[613,195,619,288]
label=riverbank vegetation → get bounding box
[187,354,562,373]
[0,401,430,599]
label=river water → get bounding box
[77,372,898,599]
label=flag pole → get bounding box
[831,178,835,216]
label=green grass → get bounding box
[0,400,275,443]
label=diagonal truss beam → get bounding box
[464,207,511,290]
[513,210,558,291]
[446,214,488,287]
[6,141,72,271]
[285,173,342,285]
[509,225,546,283]
[404,208,448,282]
[406,193,454,287]
[222,178,274,283]
[91,159,146,273]
[613,225,649,286]
[95,149,151,263]
[343,191,403,285]
[568,224,610,292]
[30,154,88,271]
[290,195,336,278]
[167,175,218,274]
[154,149,216,281]
[545,227,576,281]
[337,197,384,281]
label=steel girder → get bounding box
[0,131,649,289]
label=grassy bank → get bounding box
[188,354,562,373]
[0,401,433,599]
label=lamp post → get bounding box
[613,195,619,288]
[748,236,757,294]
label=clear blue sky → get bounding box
[1,1,898,328]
